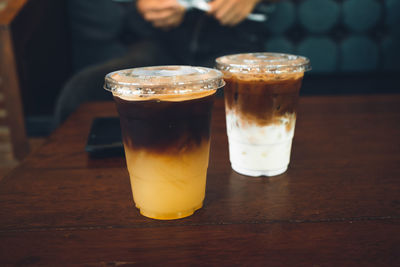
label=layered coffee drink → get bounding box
[216,53,311,176]
[104,66,224,219]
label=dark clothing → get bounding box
[55,0,270,125]
[54,40,174,124]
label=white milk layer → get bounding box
[226,112,296,176]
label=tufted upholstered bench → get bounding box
[263,0,399,94]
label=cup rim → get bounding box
[216,52,311,74]
[104,65,225,97]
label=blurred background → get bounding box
[0,0,399,161]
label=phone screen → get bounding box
[85,117,124,157]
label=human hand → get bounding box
[136,0,186,29]
[208,0,261,26]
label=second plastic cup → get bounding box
[104,66,224,220]
[216,53,311,177]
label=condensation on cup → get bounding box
[216,53,311,177]
[104,66,225,220]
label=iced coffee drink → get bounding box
[216,53,311,176]
[104,66,224,220]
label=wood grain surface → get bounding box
[0,95,399,266]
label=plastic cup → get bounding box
[216,53,311,177]
[104,66,224,219]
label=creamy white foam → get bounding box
[226,111,296,176]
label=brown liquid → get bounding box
[224,73,303,126]
[114,92,215,154]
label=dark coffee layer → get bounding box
[114,93,215,153]
[224,74,303,126]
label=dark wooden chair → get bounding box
[0,0,29,160]
[0,0,70,160]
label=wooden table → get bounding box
[0,95,399,266]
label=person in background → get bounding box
[137,0,262,28]
[55,0,274,125]
[134,0,270,66]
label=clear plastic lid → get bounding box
[104,65,225,97]
[215,53,311,74]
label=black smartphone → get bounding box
[85,117,124,158]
